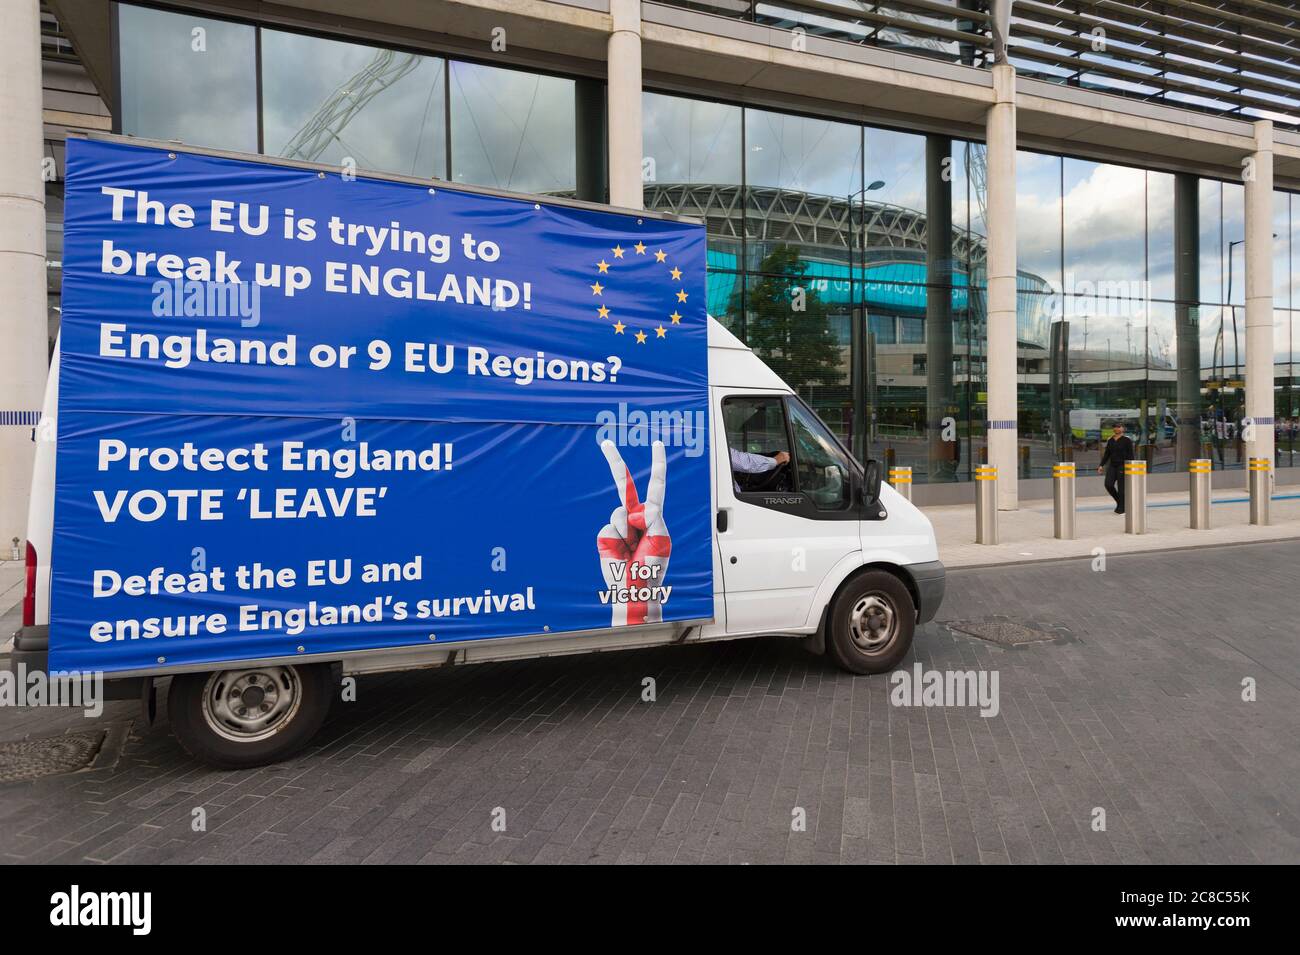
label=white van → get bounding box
[14,320,944,768]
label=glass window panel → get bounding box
[1199,179,1223,306]
[117,4,257,151]
[1061,295,1149,470]
[707,269,743,333]
[1223,181,1245,307]
[722,396,793,494]
[1016,150,1062,295]
[1274,191,1291,309]
[868,313,896,344]
[865,127,926,216]
[1291,196,1300,312]
[449,62,575,194]
[1063,158,1146,297]
[745,108,861,272]
[643,93,743,260]
[262,31,445,178]
[1197,302,1246,469]
[1283,311,1300,469]
[951,140,987,288]
[861,128,925,286]
[1147,171,1175,302]
[788,398,853,510]
[1143,301,1179,471]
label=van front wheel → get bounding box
[826,571,915,675]
[168,663,334,769]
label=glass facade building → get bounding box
[106,1,1300,485]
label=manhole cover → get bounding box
[946,618,1062,647]
[0,731,106,783]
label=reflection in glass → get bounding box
[449,62,575,194]
[117,5,257,151]
[1199,179,1224,305]
[642,93,743,259]
[745,108,861,270]
[1283,311,1300,469]
[738,270,852,446]
[1223,182,1246,307]
[1063,158,1146,296]
[1147,171,1175,302]
[1273,191,1290,309]
[262,31,446,177]
[1016,150,1062,293]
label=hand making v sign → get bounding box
[597,439,672,626]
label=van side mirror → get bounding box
[863,458,883,504]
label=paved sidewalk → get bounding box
[926,487,1300,568]
[2,541,1297,864]
[0,561,22,654]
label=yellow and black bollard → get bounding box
[1188,458,1211,530]
[888,465,912,502]
[975,464,998,544]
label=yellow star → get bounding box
[654,250,667,263]
[676,289,688,303]
[655,325,667,338]
[613,321,626,334]
[635,330,648,344]
[670,311,682,324]
[634,242,646,255]
[597,305,610,318]
[597,260,610,274]
[590,281,604,295]
[612,245,625,258]
[670,267,682,281]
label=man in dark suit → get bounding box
[1097,422,1136,514]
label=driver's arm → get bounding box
[729,448,788,473]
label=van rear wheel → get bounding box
[826,571,915,675]
[168,663,334,769]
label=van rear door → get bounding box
[713,388,860,634]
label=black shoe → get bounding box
[1115,507,1125,514]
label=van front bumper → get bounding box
[906,561,946,624]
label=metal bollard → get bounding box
[975,464,998,544]
[1248,457,1271,526]
[1052,462,1076,539]
[1188,458,1211,530]
[1124,459,1147,535]
[888,466,913,502]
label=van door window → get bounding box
[788,398,853,511]
[722,396,793,493]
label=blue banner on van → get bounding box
[52,138,712,673]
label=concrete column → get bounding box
[1244,120,1275,470]
[985,64,1018,509]
[0,0,47,547]
[607,0,643,210]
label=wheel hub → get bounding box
[849,594,895,651]
[203,667,301,743]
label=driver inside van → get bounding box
[724,400,792,493]
[729,447,790,492]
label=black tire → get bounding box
[167,663,335,769]
[826,570,915,675]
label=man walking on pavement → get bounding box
[1097,421,1136,514]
